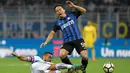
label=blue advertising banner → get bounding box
[0,39,130,58]
[95,46,130,58]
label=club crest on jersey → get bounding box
[67,17,70,20]
[61,20,74,30]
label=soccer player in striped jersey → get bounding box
[11,52,81,73]
[40,1,88,73]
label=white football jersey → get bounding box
[28,56,51,73]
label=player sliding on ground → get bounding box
[11,52,82,73]
[40,1,88,73]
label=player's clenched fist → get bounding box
[66,1,75,8]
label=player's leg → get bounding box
[80,50,88,69]
[48,63,82,70]
[44,70,61,73]
[74,39,88,73]
[60,43,74,64]
[86,41,96,61]
[48,64,72,70]
[91,47,96,61]
[60,49,71,64]
[90,42,96,61]
[51,70,61,73]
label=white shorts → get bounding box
[30,62,51,73]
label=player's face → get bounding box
[87,21,92,25]
[55,6,66,18]
[43,54,52,62]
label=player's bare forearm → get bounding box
[66,1,86,14]
[83,29,85,38]
[11,52,28,61]
[40,31,55,48]
[73,5,86,14]
[18,55,28,61]
[45,31,55,44]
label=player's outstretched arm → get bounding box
[93,27,97,42]
[11,52,28,61]
[83,27,86,39]
[66,1,86,14]
[40,31,56,48]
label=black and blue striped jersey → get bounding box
[53,11,83,42]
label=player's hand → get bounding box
[66,1,75,8]
[11,52,19,57]
[40,42,47,48]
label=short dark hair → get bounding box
[42,52,52,56]
[54,4,65,11]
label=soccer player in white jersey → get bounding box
[11,52,81,73]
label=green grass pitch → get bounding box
[0,58,130,73]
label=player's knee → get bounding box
[80,50,88,59]
[59,49,68,59]
[81,54,88,59]
[59,53,67,59]
[82,55,88,60]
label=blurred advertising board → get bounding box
[0,21,130,38]
[100,21,130,38]
[0,39,130,58]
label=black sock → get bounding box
[61,56,72,65]
[81,58,88,69]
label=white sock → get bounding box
[53,70,61,73]
[56,63,72,69]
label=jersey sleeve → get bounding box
[28,56,43,63]
[52,23,60,32]
[71,10,82,18]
